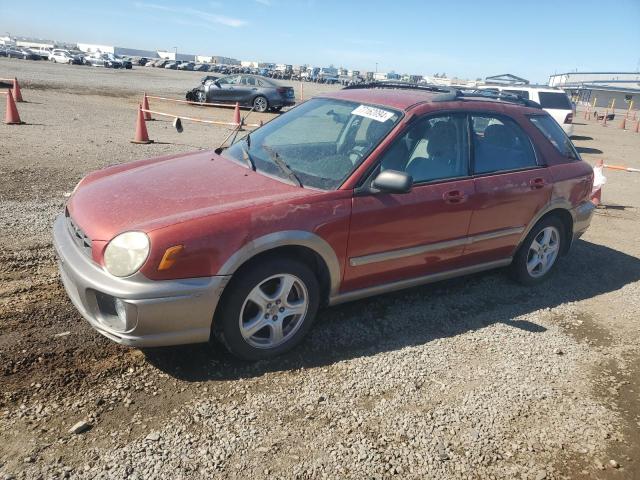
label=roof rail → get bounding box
[343,81,460,102]
[458,89,542,108]
[343,81,542,107]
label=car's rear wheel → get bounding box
[511,216,564,285]
[215,258,319,361]
[253,95,269,113]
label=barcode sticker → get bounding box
[351,105,394,122]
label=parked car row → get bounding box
[0,46,133,69]
[0,46,43,60]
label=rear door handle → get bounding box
[443,190,466,204]
[530,177,545,189]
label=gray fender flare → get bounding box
[217,231,342,297]
[516,199,576,250]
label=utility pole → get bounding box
[375,62,378,73]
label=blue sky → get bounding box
[2,0,639,83]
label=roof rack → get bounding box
[343,81,459,102]
[343,81,542,108]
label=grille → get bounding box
[66,211,93,259]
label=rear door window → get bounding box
[471,115,538,174]
[537,92,572,110]
[529,115,579,160]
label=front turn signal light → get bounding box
[158,245,184,271]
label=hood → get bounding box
[68,150,314,241]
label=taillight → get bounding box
[276,87,287,94]
[564,113,573,124]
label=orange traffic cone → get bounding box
[142,92,152,121]
[5,89,23,124]
[602,111,608,127]
[233,102,241,126]
[619,117,626,130]
[12,78,23,102]
[131,104,152,144]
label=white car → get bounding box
[476,85,574,136]
[49,49,82,65]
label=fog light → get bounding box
[115,298,127,323]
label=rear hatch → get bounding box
[537,91,573,127]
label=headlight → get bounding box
[103,231,150,277]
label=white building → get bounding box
[77,43,115,54]
[549,71,640,90]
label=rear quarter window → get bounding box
[529,115,579,160]
[537,92,572,110]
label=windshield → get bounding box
[223,98,401,189]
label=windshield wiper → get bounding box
[262,145,303,187]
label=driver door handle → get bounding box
[530,177,545,189]
[443,190,466,204]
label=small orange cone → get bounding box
[619,117,626,130]
[5,89,23,125]
[12,78,23,102]
[142,92,152,121]
[602,111,608,127]
[233,102,241,126]
[131,104,152,144]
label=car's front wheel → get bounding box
[511,216,564,285]
[215,258,320,361]
[253,95,269,113]
[196,90,207,103]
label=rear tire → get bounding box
[511,216,564,285]
[215,258,320,361]
[253,95,269,113]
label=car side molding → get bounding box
[350,226,524,267]
[217,230,342,297]
[329,258,513,306]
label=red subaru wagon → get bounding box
[53,83,594,360]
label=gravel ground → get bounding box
[1,58,640,480]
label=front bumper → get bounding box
[53,215,230,347]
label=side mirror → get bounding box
[371,170,413,194]
[214,80,221,88]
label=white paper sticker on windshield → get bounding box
[351,105,394,122]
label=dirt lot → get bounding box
[1,58,639,480]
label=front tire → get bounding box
[215,258,320,361]
[253,95,269,113]
[511,216,564,285]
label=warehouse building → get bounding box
[548,72,640,110]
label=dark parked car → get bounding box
[6,47,41,60]
[54,82,594,360]
[185,74,295,112]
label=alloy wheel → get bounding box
[239,274,309,349]
[526,226,560,278]
[253,96,268,112]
